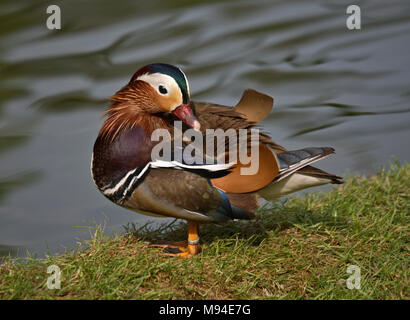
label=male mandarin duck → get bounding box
[91,63,343,257]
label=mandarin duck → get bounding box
[91,63,343,257]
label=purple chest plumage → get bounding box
[91,125,155,203]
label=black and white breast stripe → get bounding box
[100,163,151,204]
[100,160,233,204]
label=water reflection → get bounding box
[0,0,409,257]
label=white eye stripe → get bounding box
[137,73,177,96]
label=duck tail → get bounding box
[257,147,344,200]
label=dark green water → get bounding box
[1,0,409,257]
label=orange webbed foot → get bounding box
[147,221,202,258]
[148,241,201,258]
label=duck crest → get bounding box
[130,63,190,104]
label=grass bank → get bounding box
[0,163,408,299]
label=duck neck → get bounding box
[99,104,173,142]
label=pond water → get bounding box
[1,0,409,258]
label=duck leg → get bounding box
[186,220,202,256]
[149,220,201,258]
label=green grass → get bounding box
[0,162,408,299]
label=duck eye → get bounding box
[158,85,168,95]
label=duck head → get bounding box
[108,63,200,132]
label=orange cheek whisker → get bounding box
[99,81,176,141]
